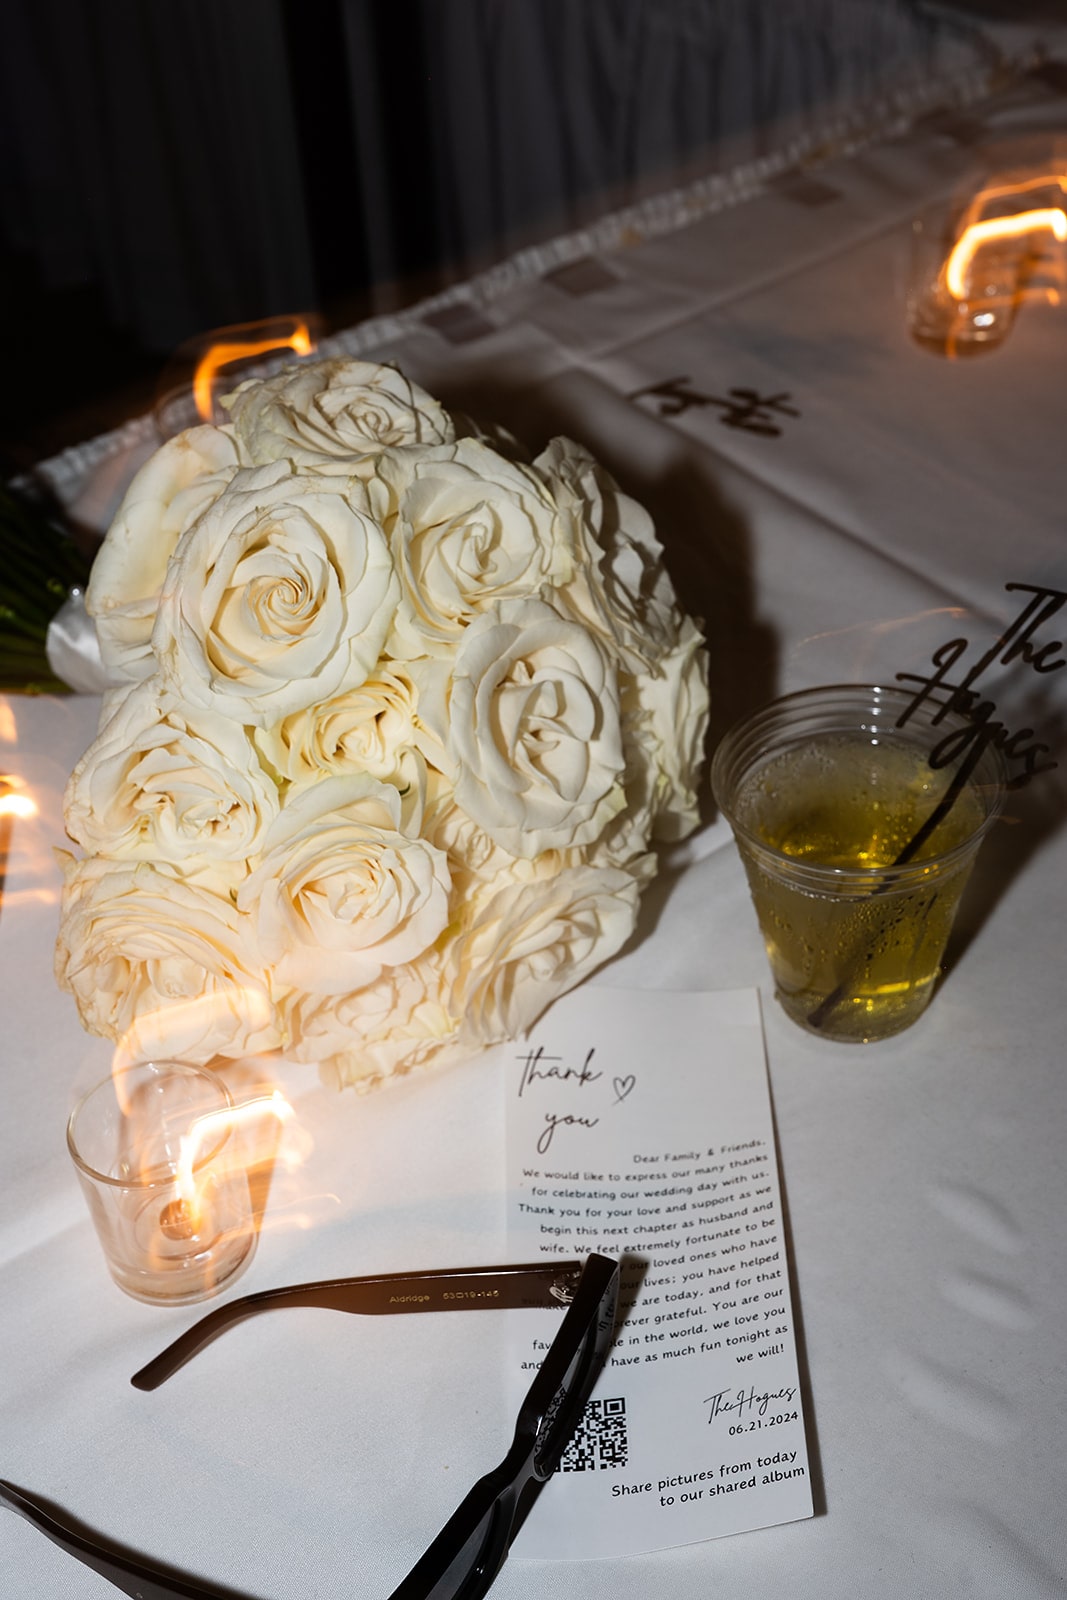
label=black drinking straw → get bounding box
[804,736,990,1032]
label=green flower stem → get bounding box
[1,482,91,693]
[0,635,51,657]
[0,613,49,646]
[2,542,64,605]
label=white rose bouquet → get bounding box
[56,359,709,1089]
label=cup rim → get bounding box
[67,1060,236,1190]
[711,681,1008,887]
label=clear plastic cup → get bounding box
[712,684,1007,1042]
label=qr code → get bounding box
[559,1396,628,1472]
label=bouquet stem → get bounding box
[0,481,93,694]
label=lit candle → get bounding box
[66,1062,285,1305]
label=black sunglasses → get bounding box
[2,1252,619,1600]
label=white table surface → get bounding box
[4,65,1067,1600]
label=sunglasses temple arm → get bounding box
[131,1261,587,1391]
[0,1479,233,1600]
[6,1259,617,1600]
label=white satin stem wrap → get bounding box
[45,589,112,694]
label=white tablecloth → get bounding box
[4,66,1067,1600]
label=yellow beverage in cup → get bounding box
[712,687,1006,1042]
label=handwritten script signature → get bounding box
[704,1385,799,1425]
[518,1045,601,1098]
[896,581,1063,787]
[629,376,799,436]
[516,1045,638,1153]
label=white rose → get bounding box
[151,462,399,726]
[55,857,279,1065]
[440,597,626,858]
[236,775,451,995]
[377,439,577,657]
[424,769,607,895]
[423,788,520,894]
[254,664,444,803]
[63,678,279,876]
[86,424,242,683]
[224,357,454,467]
[579,797,659,884]
[534,436,684,673]
[625,615,710,841]
[284,956,462,1090]
[447,865,641,1047]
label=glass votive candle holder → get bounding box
[905,204,1021,359]
[67,1060,257,1305]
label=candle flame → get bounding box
[192,317,317,422]
[1,765,67,903]
[0,790,36,825]
[945,205,1067,299]
[176,1089,295,1231]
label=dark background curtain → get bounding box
[0,0,1054,468]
